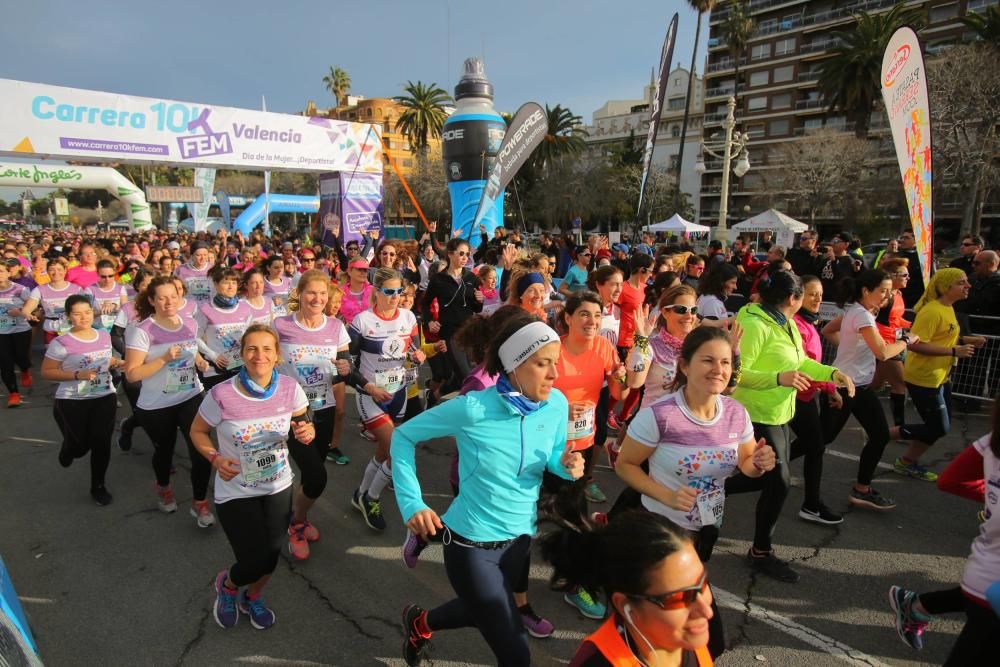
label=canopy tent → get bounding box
[729,209,808,248]
[645,213,710,234]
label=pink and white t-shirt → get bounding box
[627,390,753,530]
[962,433,1000,601]
[639,334,684,410]
[45,330,116,400]
[113,300,141,329]
[87,282,127,331]
[198,375,308,503]
[30,283,83,334]
[125,317,203,409]
[176,298,199,320]
[273,314,351,411]
[195,301,252,378]
[263,276,293,317]
[245,296,273,326]
[0,283,31,335]
[174,263,213,303]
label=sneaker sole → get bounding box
[287,540,310,561]
[798,509,844,525]
[362,511,386,531]
[402,531,417,569]
[190,508,215,527]
[525,625,554,639]
[887,587,917,649]
[158,503,177,513]
[562,595,604,620]
[848,496,896,511]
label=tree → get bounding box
[765,128,872,225]
[962,3,1000,48]
[532,104,588,173]
[394,81,452,153]
[818,6,922,138]
[928,44,1000,235]
[322,66,351,108]
[675,1,717,187]
[608,129,644,167]
[721,0,754,106]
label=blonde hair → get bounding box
[369,267,403,307]
[288,269,331,313]
[324,281,344,316]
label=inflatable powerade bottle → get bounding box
[441,58,506,249]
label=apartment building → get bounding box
[699,0,998,238]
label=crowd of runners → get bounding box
[1,223,997,666]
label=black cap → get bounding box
[454,58,493,101]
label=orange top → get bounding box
[572,615,714,667]
[555,335,618,451]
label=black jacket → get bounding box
[786,247,819,278]
[956,271,1000,336]
[896,248,926,308]
[420,268,483,339]
[949,255,976,278]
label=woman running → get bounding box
[340,258,374,325]
[23,258,82,343]
[821,270,916,511]
[394,314,584,666]
[695,262,739,328]
[348,268,426,532]
[541,511,716,667]
[112,268,154,451]
[175,241,214,303]
[190,324,315,630]
[42,294,123,506]
[890,269,983,481]
[273,269,357,560]
[87,259,127,333]
[506,268,548,320]
[196,267,252,391]
[0,260,32,408]
[124,276,213,525]
[169,276,200,320]
[322,280,350,466]
[241,267,273,326]
[872,257,912,428]
[263,255,293,317]
[727,270,854,583]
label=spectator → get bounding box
[759,230,774,251]
[680,254,705,289]
[610,243,630,277]
[787,231,819,277]
[949,235,985,278]
[559,246,592,297]
[872,238,899,268]
[818,232,863,297]
[896,230,926,308]
[635,232,656,256]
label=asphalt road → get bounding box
[0,356,990,667]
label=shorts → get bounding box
[357,388,407,431]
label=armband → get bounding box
[291,412,313,425]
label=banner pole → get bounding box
[377,133,431,234]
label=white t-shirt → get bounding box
[273,314,351,411]
[349,308,419,396]
[45,330,116,400]
[30,283,83,333]
[0,283,31,334]
[87,283,127,332]
[245,296,273,326]
[833,303,878,386]
[125,317,203,409]
[627,390,753,530]
[198,375,308,503]
[195,301,252,378]
[696,294,728,321]
[961,433,1000,601]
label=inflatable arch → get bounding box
[232,193,319,236]
[0,162,152,229]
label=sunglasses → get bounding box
[347,246,359,253]
[631,570,709,610]
[453,250,469,257]
[98,273,116,279]
[301,257,316,262]
[381,251,396,257]
[666,304,699,315]
[579,253,592,258]
[378,287,404,296]
[961,242,978,247]
[893,272,910,278]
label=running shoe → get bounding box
[239,590,276,630]
[799,503,844,525]
[90,486,113,507]
[747,549,799,583]
[20,370,32,389]
[191,500,215,527]
[888,585,928,650]
[213,570,239,629]
[353,490,386,531]
[519,604,554,638]
[849,487,896,510]
[326,447,350,465]
[606,413,621,433]
[6,392,21,408]
[298,520,320,542]
[402,531,428,568]
[584,482,607,504]
[117,418,133,452]
[893,458,938,482]
[155,483,177,513]
[58,443,73,468]
[360,428,376,442]
[564,588,606,619]
[591,511,608,526]
[402,604,431,666]
[287,523,310,561]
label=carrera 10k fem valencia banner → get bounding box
[637,13,678,218]
[0,78,383,174]
[880,27,933,285]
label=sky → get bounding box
[0,0,708,201]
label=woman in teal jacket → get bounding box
[392,314,584,667]
[726,270,854,583]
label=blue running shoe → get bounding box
[213,570,239,629]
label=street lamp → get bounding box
[694,96,750,243]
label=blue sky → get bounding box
[0,0,708,200]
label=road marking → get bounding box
[7,436,57,444]
[826,448,893,471]
[235,658,329,666]
[17,596,55,605]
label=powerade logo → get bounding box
[442,129,464,141]
[883,44,911,87]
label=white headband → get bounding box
[499,321,560,373]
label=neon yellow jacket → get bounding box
[732,303,838,425]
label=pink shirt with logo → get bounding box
[45,330,116,400]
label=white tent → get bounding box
[646,213,710,234]
[729,209,808,248]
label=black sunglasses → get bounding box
[666,304,698,315]
[630,570,709,610]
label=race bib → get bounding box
[697,488,725,526]
[0,310,13,331]
[404,366,420,387]
[567,407,596,440]
[188,278,212,299]
[53,314,70,334]
[296,363,328,409]
[99,313,117,330]
[239,442,286,485]
[164,364,196,393]
[375,366,405,394]
[78,371,111,396]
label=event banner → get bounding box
[190,168,215,232]
[637,13,678,218]
[0,78,383,174]
[319,172,383,247]
[880,27,933,285]
[471,102,547,232]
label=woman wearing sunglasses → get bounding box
[340,258,374,326]
[541,510,716,666]
[348,268,426,532]
[871,257,912,429]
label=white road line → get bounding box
[7,436,57,444]
[825,448,893,470]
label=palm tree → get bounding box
[394,81,452,153]
[722,0,754,105]
[818,6,922,139]
[533,104,588,172]
[961,4,1000,48]
[675,0,717,188]
[322,66,351,108]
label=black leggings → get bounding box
[134,393,210,500]
[286,405,334,500]
[920,586,965,615]
[216,487,292,587]
[789,397,826,507]
[725,422,790,553]
[821,385,890,486]
[0,330,31,393]
[53,393,116,488]
[944,596,1000,666]
[426,530,532,667]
